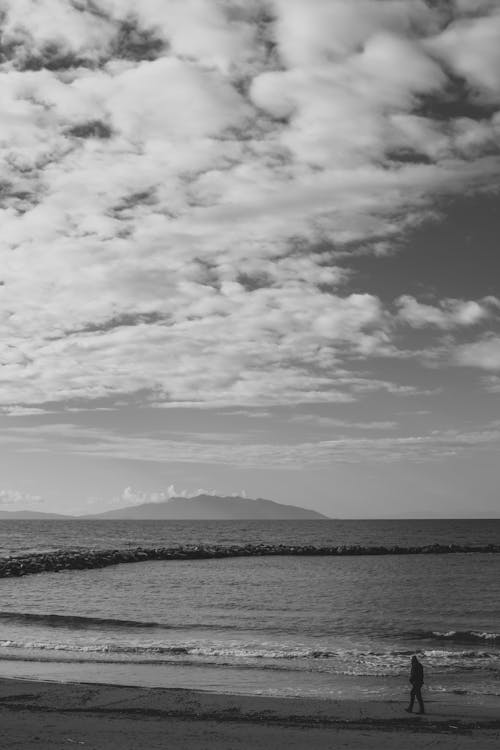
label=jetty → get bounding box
[1,543,499,578]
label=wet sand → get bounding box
[0,678,499,749]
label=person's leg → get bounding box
[415,686,425,713]
[405,687,416,712]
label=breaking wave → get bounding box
[0,637,496,666]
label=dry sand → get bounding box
[0,677,498,749]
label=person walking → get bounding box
[405,655,425,714]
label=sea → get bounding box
[0,519,499,703]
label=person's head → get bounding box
[411,655,418,663]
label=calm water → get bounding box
[1,518,499,556]
[0,520,499,700]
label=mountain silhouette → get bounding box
[83,494,327,520]
[0,510,69,519]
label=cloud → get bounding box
[3,421,500,468]
[428,10,500,100]
[0,406,53,416]
[455,335,500,370]
[482,375,500,392]
[289,415,397,430]
[119,484,199,505]
[0,2,499,409]
[119,484,229,505]
[86,483,246,511]
[222,409,272,418]
[0,488,43,506]
[270,0,440,69]
[396,295,497,329]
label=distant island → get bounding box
[83,494,328,520]
[0,510,69,520]
[0,495,327,520]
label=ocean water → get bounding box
[0,520,499,701]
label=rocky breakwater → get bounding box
[0,543,499,579]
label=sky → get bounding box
[0,0,499,518]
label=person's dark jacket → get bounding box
[410,660,424,686]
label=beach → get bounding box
[1,521,499,707]
[1,521,498,746]
[1,677,499,749]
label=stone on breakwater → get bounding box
[0,543,499,579]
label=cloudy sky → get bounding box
[0,0,499,517]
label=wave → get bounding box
[370,647,493,659]
[0,611,170,630]
[411,630,499,645]
[0,637,496,664]
[2,613,498,653]
[0,639,324,660]
[0,611,241,632]
[0,639,189,656]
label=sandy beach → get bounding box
[0,677,498,749]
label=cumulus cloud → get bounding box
[0,1,499,409]
[396,295,497,329]
[117,484,240,505]
[86,484,247,511]
[428,10,500,100]
[0,488,43,506]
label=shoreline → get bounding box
[1,677,499,749]
[1,654,497,708]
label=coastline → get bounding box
[1,677,499,749]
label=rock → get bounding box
[0,543,498,579]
